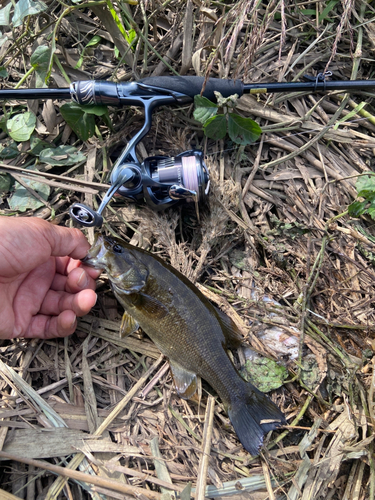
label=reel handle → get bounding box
[70,166,141,227]
[70,203,103,228]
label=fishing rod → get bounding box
[1,72,374,227]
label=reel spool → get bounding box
[70,150,209,227]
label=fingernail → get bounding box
[69,315,77,330]
[77,269,89,290]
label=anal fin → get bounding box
[169,360,198,400]
[119,311,139,338]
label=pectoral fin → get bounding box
[120,253,149,293]
[139,294,169,320]
[169,360,198,400]
[120,311,139,338]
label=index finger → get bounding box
[0,217,94,279]
[41,224,91,260]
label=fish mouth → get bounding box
[82,233,107,268]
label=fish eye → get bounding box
[113,244,123,253]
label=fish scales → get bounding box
[83,233,286,456]
[115,267,242,404]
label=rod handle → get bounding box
[139,76,244,100]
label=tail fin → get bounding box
[228,386,286,456]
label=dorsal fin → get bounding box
[214,307,243,348]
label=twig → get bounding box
[139,361,169,398]
[3,169,98,195]
[261,459,275,500]
[270,394,313,449]
[0,451,162,500]
[0,163,109,190]
[46,354,165,499]
[0,488,23,500]
[260,102,352,172]
[242,135,264,199]
[195,395,215,500]
[369,358,375,429]
[150,437,176,496]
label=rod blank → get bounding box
[0,88,71,100]
[243,79,375,94]
[1,77,375,103]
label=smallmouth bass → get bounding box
[83,233,286,455]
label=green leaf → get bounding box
[29,136,51,156]
[367,207,375,220]
[203,114,227,140]
[60,103,96,141]
[358,190,375,203]
[0,173,13,193]
[356,173,375,196]
[105,0,128,41]
[30,45,50,70]
[30,45,50,87]
[0,3,12,26]
[79,104,109,117]
[86,35,102,48]
[0,32,8,49]
[300,9,316,15]
[227,113,262,145]
[318,0,339,22]
[60,103,109,140]
[7,112,36,141]
[180,483,192,500]
[39,145,86,166]
[193,95,218,124]
[0,141,18,159]
[12,0,47,27]
[349,173,375,219]
[8,166,50,212]
[0,66,8,77]
[348,200,366,217]
[125,28,136,46]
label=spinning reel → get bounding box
[67,80,212,227]
[70,150,209,228]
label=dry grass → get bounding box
[1,1,375,499]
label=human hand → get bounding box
[0,216,101,339]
